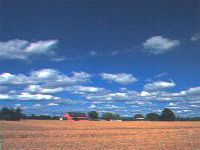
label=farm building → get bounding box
[64,112,88,121]
[136,118,145,121]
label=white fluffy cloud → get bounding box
[101,73,138,85]
[143,36,180,54]
[180,87,200,96]
[31,69,91,88]
[0,69,91,88]
[86,91,140,102]
[0,73,35,86]
[71,71,92,83]
[17,92,55,101]
[0,39,58,60]
[0,94,10,100]
[25,40,58,54]
[24,85,64,94]
[67,86,107,95]
[144,81,176,92]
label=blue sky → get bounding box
[0,0,199,117]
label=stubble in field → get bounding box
[1,120,200,150]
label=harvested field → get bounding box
[1,120,200,150]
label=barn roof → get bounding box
[67,112,87,117]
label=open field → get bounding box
[1,120,200,150]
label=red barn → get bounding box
[64,112,88,121]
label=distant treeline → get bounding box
[1,106,200,121]
[27,114,62,120]
[0,107,62,121]
[121,117,200,121]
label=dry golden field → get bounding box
[1,120,200,150]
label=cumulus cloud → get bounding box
[144,81,176,92]
[140,91,151,97]
[0,69,91,88]
[24,85,64,95]
[0,69,94,102]
[18,92,55,101]
[180,87,200,96]
[25,40,58,54]
[71,71,92,83]
[30,69,92,88]
[191,32,200,41]
[0,94,10,100]
[67,86,107,95]
[86,91,139,102]
[143,36,180,54]
[100,73,138,85]
[30,69,60,80]
[0,39,58,60]
[0,73,35,86]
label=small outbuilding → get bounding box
[136,118,145,121]
[64,112,88,121]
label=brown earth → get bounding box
[1,120,200,150]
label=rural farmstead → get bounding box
[64,112,88,121]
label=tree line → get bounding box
[88,108,200,121]
[1,107,200,121]
[0,107,61,121]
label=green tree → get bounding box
[102,112,114,121]
[160,108,176,121]
[15,107,23,120]
[1,114,11,120]
[0,107,10,116]
[88,111,99,120]
[114,114,121,120]
[146,113,160,121]
[0,107,25,120]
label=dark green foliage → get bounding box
[114,114,121,120]
[63,117,68,120]
[88,111,99,120]
[1,114,12,120]
[176,117,200,121]
[0,107,24,121]
[52,116,60,120]
[134,114,144,119]
[27,114,52,120]
[146,113,160,121]
[160,108,176,121]
[102,112,114,121]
